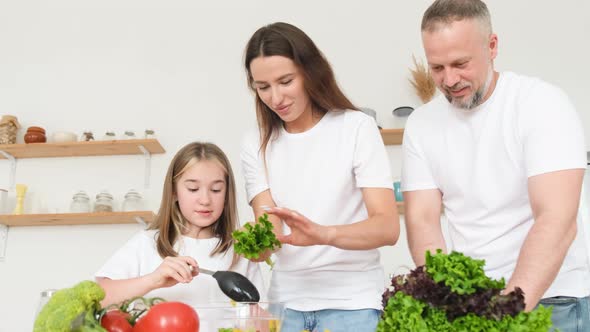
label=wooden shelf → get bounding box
[0,211,156,226]
[380,128,404,145]
[0,139,165,159]
[396,201,405,215]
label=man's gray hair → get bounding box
[422,0,492,35]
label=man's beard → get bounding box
[444,67,493,110]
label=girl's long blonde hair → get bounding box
[149,142,239,260]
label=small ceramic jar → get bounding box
[24,126,47,143]
[52,131,77,143]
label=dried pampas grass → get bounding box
[409,55,436,104]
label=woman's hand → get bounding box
[147,256,199,289]
[264,207,332,246]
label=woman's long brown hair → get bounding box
[244,22,357,157]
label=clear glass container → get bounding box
[94,190,114,212]
[35,289,57,319]
[69,190,91,213]
[121,131,136,140]
[144,129,156,139]
[192,302,284,332]
[102,131,116,141]
[122,189,143,211]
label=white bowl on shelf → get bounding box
[52,131,78,143]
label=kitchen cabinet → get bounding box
[0,139,165,259]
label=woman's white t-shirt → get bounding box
[241,110,393,311]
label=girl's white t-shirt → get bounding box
[95,230,266,306]
[241,110,393,311]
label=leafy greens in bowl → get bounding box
[377,250,553,331]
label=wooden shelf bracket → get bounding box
[134,215,147,226]
[138,144,151,189]
[0,150,16,190]
[0,224,7,261]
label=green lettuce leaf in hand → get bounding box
[233,213,281,267]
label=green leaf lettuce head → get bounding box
[232,213,281,267]
[33,280,107,332]
[378,250,553,332]
[425,249,505,295]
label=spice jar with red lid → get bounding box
[24,126,47,143]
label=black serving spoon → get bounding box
[198,267,260,303]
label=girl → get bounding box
[241,22,400,332]
[96,142,264,308]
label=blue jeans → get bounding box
[538,296,590,332]
[281,308,380,332]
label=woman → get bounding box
[241,22,400,332]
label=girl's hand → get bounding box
[264,207,332,247]
[147,256,199,289]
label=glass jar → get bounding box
[102,131,116,141]
[94,190,114,212]
[35,289,57,319]
[70,190,91,213]
[121,131,136,140]
[122,189,144,211]
[144,129,156,139]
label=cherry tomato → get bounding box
[133,301,199,332]
[101,310,133,332]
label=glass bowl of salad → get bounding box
[192,301,284,332]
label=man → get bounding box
[402,0,590,330]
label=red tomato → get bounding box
[101,310,133,332]
[133,301,199,332]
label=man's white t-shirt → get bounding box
[95,230,265,306]
[402,71,590,298]
[241,110,393,311]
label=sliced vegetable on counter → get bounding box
[378,249,553,332]
[233,213,281,267]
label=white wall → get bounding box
[1,1,588,330]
